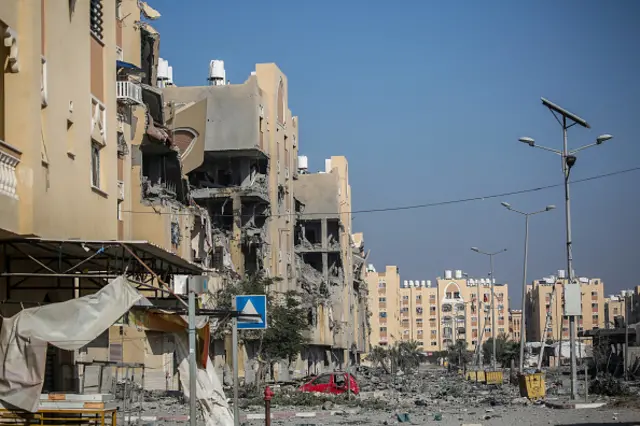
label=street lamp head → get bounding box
[545,205,556,211]
[471,247,479,253]
[596,134,613,145]
[519,137,535,147]
[501,202,512,210]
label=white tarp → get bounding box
[553,341,588,359]
[0,276,143,412]
[174,332,233,426]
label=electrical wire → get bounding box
[121,165,640,218]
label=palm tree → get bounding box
[448,340,471,367]
[366,346,390,373]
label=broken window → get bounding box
[170,221,181,247]
[91,142,101,187]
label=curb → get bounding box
[544,401,607,410]
[126,409,358,422]
[125,415,190,422]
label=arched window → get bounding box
[276,79,285,125]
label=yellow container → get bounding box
[484,370,503,385]
[476,370,486,383]
[518,373,546,399]
[466,371,477,381]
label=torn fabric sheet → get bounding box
[174,333,234,426]
[0,276,144,412]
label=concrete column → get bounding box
[322,252,329,284]
[5,0,41,235]
[231,194,244,276]
[321,218,327,250]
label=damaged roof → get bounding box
[293,173,341,220]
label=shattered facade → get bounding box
[162,64,298,288]
[293,156,367,371]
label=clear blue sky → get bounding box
[152,0,640,308]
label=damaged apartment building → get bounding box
[162,62,298,287]
[113,1,213,269]
[294,156,368,371]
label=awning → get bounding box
[0,237,203,274]
[0,238,204,295]
[116,60,143,71]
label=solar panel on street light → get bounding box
[541,97,590,129]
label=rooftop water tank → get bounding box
[298,155,308,170]
[558,270,566,279]
[167,66,174,84]
[208,60,226,85]
[421,280,426,287]
[325,158,332,173]
[157,58,169,80]
[444,270,453,279]
[454,270,462,279]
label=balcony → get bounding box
[116,81,143,105]
[0,148,19,200]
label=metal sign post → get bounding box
[232,298,239,426]
[188,289,197,426]
[233,295,268,426]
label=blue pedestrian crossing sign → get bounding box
[235,295,268,330]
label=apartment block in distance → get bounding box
[399,270,510,352]
[508,309,522,342]
[367,265,402,347]
[604,290,635,329]
[525,270,605,343]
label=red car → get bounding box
[298,372,359,395]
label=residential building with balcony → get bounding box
[508,309,522,342]
[398,270,509,353]
[0,0,210,396]
[366,265,402,347]
[604,290,636,329]
[525,271,605,344]
[398,280,438,350]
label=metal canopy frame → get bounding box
[0,237,204,300]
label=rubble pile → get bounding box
[589,374,632,396]
[356,366,521,409]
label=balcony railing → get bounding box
[0,148,19,199]
[116,80,143,105]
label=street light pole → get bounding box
[489,254,496,369]
[517,97,613,400]
[471,247,507,369]
[501,202,555,372]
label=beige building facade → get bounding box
[0,0,212,394]
[509,309,522,342]
[367,265,402,347]
[398,270,510,352]
[525,271,605,343]
[0,0,367,389]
